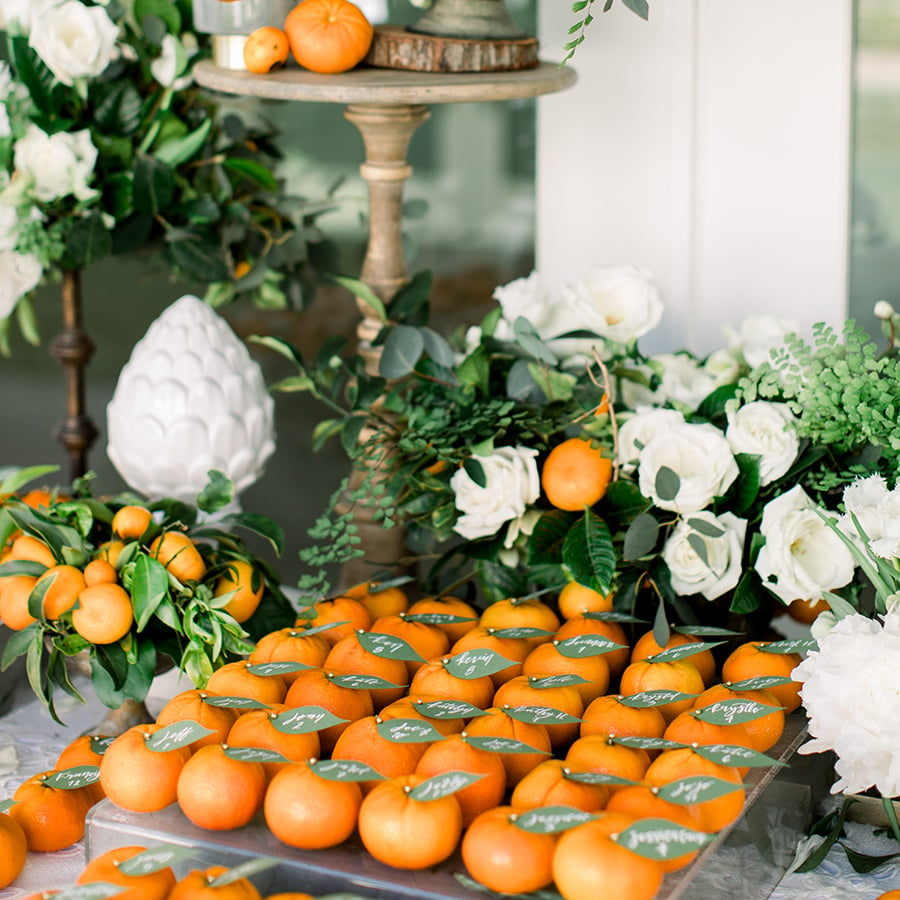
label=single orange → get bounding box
[630,629,716,686]
[205,660,288,707]
[248,627,331,682]
[243,25,290,74]
[449,625,530,689]
[580,693,667,744]
[214,560,264,624]
[556,615,631,680]
[405,594,479,643]
[83,558,118,586]
[0,574,38,630]
[492,674,585,750]
[558,581,614,620]
[168,866,261,900]
[323,631,409,709]
[564,734,651,788]
[721,641,803,713]
[618,657,706,724]
[379,694,465,739]
[346,580,410,620]
[0,813,27,889]
[225,704,320,781]
[155,689,241,749]
[370,613,450,678]
[409,656,495,710]
[479,597,561,641]
[521,639,611,705]
[71,582,134,644]
[150,531,207,583]
[111,505,153,541]
[692,682,786,753]
[36,564,86,619]
[284,0,373,75]
[8,534,56,567]
[462,705,552,787]
[509,758,610,813]
[96,540,126,566]
[302,595,371,646]
[331,714,427,790]
[541,437,613,511]
[787,597,831,624]
[9,772,94,851]
[76,845,176,900]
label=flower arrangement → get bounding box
[261,268,898,644]
[0,465,295,723]
[0,0,335,353]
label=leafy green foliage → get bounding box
[563,0,650,64]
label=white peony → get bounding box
[651,352,717,411]
[755,486,857,604]
[637,421,739,514]
[796,611,900,797]
[724,315,798,369]
[450,446,540,542]
[0,249,42,318]
[29,1,119,86]
[662,511,747,601]
[839,475,900,561]
[13,125,98,202]
[617,408,685,473]
[725,401,800,485]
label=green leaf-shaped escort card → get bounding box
[330,674,406,691]
[208,858,279,887]
[44,884,126,900]
[44,765,100,790]
[0,798,15,814]
[610,735,686,753]
[246,661,313,677]
[583,611,648,624]
[356,631,425,663]
[409,770,485,802]
[555,634,627,659]
[443,649,519,680]
[413,699,487,720]
[727,675,793,691]
[658,775,744,806]
[675,625,745,638]
[692,744,783,769]
[294,620,350,638]
[272,707,348,734]
[761,639,817,655]
[202,695,271,710]
[646,642,723,664]
[376,717,445,744]
[403,612,478,627]
[511,805,596,834]
[526,674,591,689]
[619,690,699,709]
[463,735,551,756]
[565,771,642,788]
[89,736,116,756]
[223,746,290,764]
[308,758,385,783]
[144,720,216,752]
[490,626,557,641]
[693,698,781,726]
[503,706,582,726]
[117,845,195,877]
[615,818,713,860]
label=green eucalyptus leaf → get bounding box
[330,275,386,322]
[654,466,681,503]
[616,818,712,860]
[623,513,659,560]
[357,630,424,663]
[512,316,557,365]
[380,325,425,379]
[308,758,385,782]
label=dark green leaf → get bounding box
[528,509,576,567]
[131,554,170,631]
[380,325,425,379]
[730,569,762,615]
[462,457,486,489]
[222,157,278,192]
[197,470,234,513]
[133,154,174,216]
[731,454,761,516]
[10,37,55,113]
[92,80,143,135]
[166,231,231,283]
[841,844,900,874]
[155,119,212,167]
[1,624,40,671]
[623,513,659,560]
[386,270,432,324]
[562,510,615,594]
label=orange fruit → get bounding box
[357,773,463,870]
[564,734,651,788]
[406,595,479,643]
[409,655,495,710]
[100,724,193,813]
[242,25,290,74]
[462,705,552,787]
[302,595,371,646]
[9,534,56,567]
[71,582,134,644]
[379,694,464,738]
[558,581,614,619]
[346,580,410,620]
[205,660,288,707]
[176,744,267,831]
[541,437,613,511]
[521,639,611,705]
[155,689,241,749]
[57,733,111,804]
[692,682,786,753]
[9,771,94,851]
[214,560,264,624]
[264,759,362,849]
[580,693,667,744]
[414,733,507,827]
[225,704,320,781]
[618,657,706,724]
[449,625,530,688]
[721,641,803,713]
[77,845,176,900]
[282,667,375,754]
[150,531,207,583]
[556,615,630,679]
[787,597,831,624]
[509,758,610,813]
[0,574,38,630]
[479,596,561,640]
[370,613,449,678]
[492,674,585,750]
[19,488,67,509]
[323,631,409,709]
[168,866,261,900]
[83,558,118,586]
[283,0,373,75]
[96,540,126,566]
[248,627,331,682]
[552,814,665,900]
[331,714,427,789]
[36,564,86,619]
[663,709,755,761]
[462,805,557,894]
[111,505,153,540]
[0,813,27,888]
[630,629,716,686]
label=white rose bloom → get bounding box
[724,315,798,369]
[492,271,553,336]
[29,1,119,86]
[14,125,98,202]
[637,421,739,514]
[755,486,856,604]
[617,362,664,411]
[725,401,800,485]
[796,611,900,797]
[151,33,194,89]
[450,446,541,541]
[662,511,747,601]
[0,249,42,318]
[703,347,743,386]
[0,0,59,34]
[497,509,542,568]
[653,353,717,411]
[617,408,685,473]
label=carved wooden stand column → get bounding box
[53,268,98,484]
[340,103,430,588]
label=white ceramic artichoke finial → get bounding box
[106,294,275,504]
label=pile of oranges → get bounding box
[1,576,811,900]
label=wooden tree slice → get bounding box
[365,25,539,74]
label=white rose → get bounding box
[151,33,194,90]
[492,271,552,335]
[451,446,541,541]
[0,0,59,34]
[724,315,798,369]
[617,362,663,411]
[29,1,119,86]
[617,408,685,473]
[637,421,739,513]
[653,353,717,411]
[754,486,856,604]
[0,249,42,318]
[726,401,800,485]
[662,511,747,601]
[703,347,743,386]
[14,125,98,202]
[874,300,897,321]
[497,509,542,568]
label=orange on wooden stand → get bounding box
[284,0,374,75]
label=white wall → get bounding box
[536,0,854,355]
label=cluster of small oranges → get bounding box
[242,0,374,76]
[2,575,808,900]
